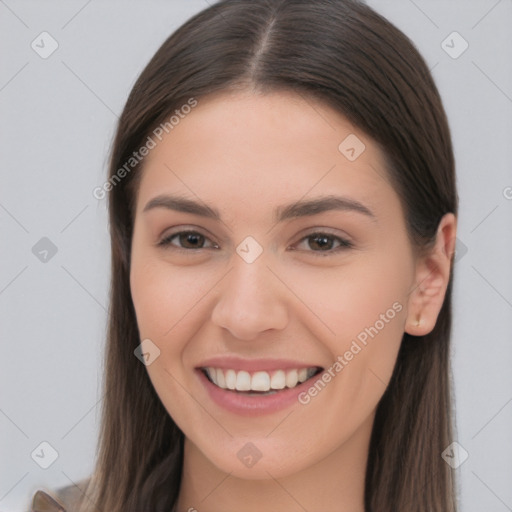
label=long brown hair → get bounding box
[80,1,459,510]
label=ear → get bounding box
[405,213,457,337]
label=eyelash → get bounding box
[157,230,354,255]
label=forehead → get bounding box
[135,90,399,222]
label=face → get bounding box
[130,90,419,479]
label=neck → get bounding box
[175,411,374,512]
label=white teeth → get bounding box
[235,370,251,391]
[216,368,226,388]
[225,369,237,390]
[270,370,286,390]
[251,371,271,392]
[206,367,216,383]
[204,366,318,392]
[285,369,298,388]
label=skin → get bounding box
[129,89,456,512]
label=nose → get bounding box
[210,257,289,341]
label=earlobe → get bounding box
[405,213,457,337]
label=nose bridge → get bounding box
[211,253,288,339]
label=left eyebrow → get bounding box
[142,194,377,223]
[274,195,377,223]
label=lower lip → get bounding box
[196,369,316,417]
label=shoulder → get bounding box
[29,477,91,512]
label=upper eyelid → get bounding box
[291,232,353,252]
[159,228,218,247]
[292,226,351,242]
[159,225,217,242]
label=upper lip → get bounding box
[196,356,323,373]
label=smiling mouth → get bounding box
[200,366,323,395]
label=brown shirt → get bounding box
[30,478,90,512]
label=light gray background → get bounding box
[1,1,511,511]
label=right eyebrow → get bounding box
[143,195,221,220]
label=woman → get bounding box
[31,0,459,510]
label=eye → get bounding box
[158,230,219,251]
[157,229,352,255]
[292,232,353,255]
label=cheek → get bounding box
[284,252,410,343]
[129,255,216,427]
[130,254,215,341]
[130,261,173,339]
[284,252,409,405]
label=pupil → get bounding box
[311,235,332,250]
[181,232,203,248]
